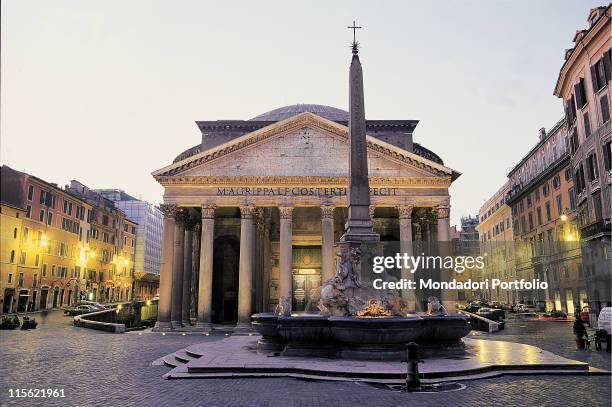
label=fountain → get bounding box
[251,31,470,361]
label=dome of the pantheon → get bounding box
[249,104,349,122]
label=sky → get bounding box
[0,0,603,227]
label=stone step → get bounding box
[174,349,198,363]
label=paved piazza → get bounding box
[0,311,610,407]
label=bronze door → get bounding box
[292,273,322,312]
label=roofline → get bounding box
[154,112,459,180]
[507,117,566,178]
[554,5,611,96]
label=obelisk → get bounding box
[341,25,379,243]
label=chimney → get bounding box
[539,127,546,140]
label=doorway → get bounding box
[3,289,15,313]
[52,288,59,308]
[17,290,29,312]
[292,272,321,312]
[40,289,48,310]
[212,235,240,324]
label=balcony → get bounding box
[580,218,611,240]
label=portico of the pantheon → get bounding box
[152,104,460,331]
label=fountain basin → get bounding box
[251,313,285,353]
[251,312,471,360]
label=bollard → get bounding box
[405,342,421,391]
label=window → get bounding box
[527,196,532,208]
[535,189,540,202]
[552,175,561,189]
[570,129,579,155]
[23,227,29,240]
[574,78,587,109]
[10,250,15,263]
[33,273,38,287]
[575,164,586,194]
[602,95,610,123]
[536,207,542,225]
[528,213,534,231]
[39,209,45,222]
[51,265,56,277]
[569,187,576,210]
[8,273,12,283]
[593,191,603,221]
[47,212,53,226]
[42,264,47,277]
[590,55,610,92]
[19,251,26,265]
[35,254,39,267]
[39,190,47,205]
[542,183,550,197]
[27,185,34,201]
[583,112,591,138]
[564,167,572,181]
[556,195,563,216]
[545,202,552,222]
[26,205,31,218]
[13,228,17,238]
[587,153,599,181]
[604,140,612,171]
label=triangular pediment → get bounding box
[152,112,458,180]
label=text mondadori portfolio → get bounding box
[371,254,548,291]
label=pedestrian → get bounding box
[573,312,588,349]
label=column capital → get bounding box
[320,206,335,219]
[239,206,256,219]
[159,203,178,219]
[436,205,450,219]
[174,208,190,226]
[279,206,294,220]
[184,208,200,231]
[397,205,414,220]
[201,205,216,219]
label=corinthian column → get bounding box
[153,204,176,331]
[278,207,293,308]
[436,205,456,312]
[236,206,255,331]
[181,210,197,326]
[196,205,215,331]
[320,206,335,282]
[398,205,416,311]
[170,210,186,329]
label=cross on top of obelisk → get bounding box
[347,20,362,54]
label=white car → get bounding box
[597,307,611,334]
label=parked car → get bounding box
[513,304,530,313]
[537,311,569,321]
[597,307,612,334]
[64,305,99,316]
[0,315,20,330]
[465,302,481,313]
[20,315,37,330]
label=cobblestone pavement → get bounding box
[0,311,610,407]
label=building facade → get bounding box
[152,103,461,331]
[476,181,516,303]
[554,5,611,319]
[1,166,94,314]
[506,121,585,313]
[95,190,162,300]
[66,181,136,303]
[554,6,611,243]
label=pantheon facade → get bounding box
[152,104,460,330]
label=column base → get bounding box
[171,320,183,329]
[152,321,173,332]
[234,322,254,334]
[193,322,213,332]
